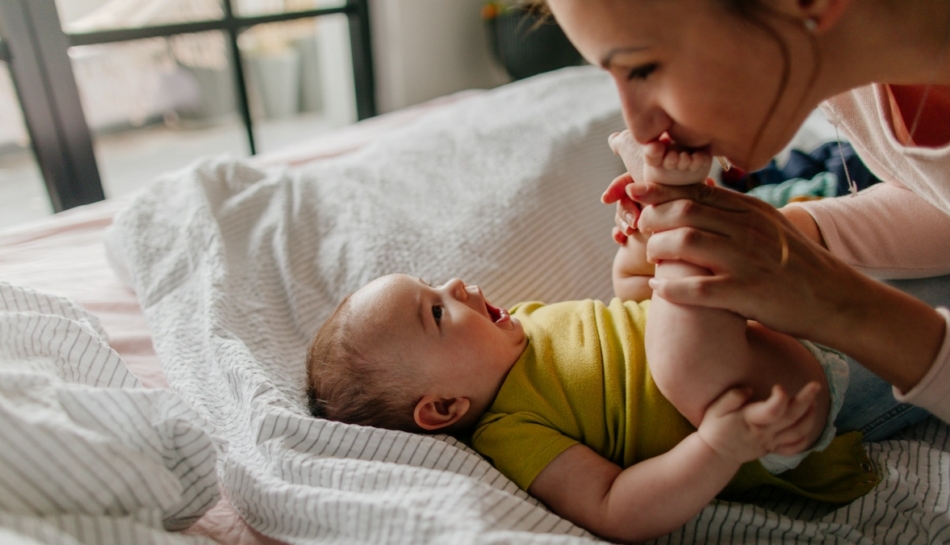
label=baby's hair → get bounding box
[306,294,423,433]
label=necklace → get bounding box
[837,7,950,196]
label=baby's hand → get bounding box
[643,139,712,186]
[698,382,821,464]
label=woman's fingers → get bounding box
[603,172,643,236]
[626,178,754,211]
[611,226,628,245]
[602,172,635,204]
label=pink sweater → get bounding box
[789,84,950,421]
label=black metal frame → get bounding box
[0,0,376,212]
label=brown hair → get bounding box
[305,294,424,433]
[719,0,821,165]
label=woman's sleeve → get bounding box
[787,182,950,279]
[894,308,950,423]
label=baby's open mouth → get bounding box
[485,301,504,323]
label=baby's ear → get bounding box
[414,395,471,431]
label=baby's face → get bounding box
[349,274,527,410]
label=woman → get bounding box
[544,0,950,432]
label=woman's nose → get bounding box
[617,86,670,145]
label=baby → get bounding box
[305,138,877,542]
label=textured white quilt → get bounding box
[0,282,220,544]
[94,66,950,544]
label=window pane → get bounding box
[69,32,249,199]
[239,15,356,154]
[234,0,345,17]
[0,62,52,229]
[57,0,224,33]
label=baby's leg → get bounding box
[646,260,831,451]
[642,140,829,452]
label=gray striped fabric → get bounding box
[0,282,219,544]
[108,66,950,544]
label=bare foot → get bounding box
[643,139,712,186]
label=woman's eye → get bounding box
[627,63,657,81]
[432,305,443,325]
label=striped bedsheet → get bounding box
[0,281,219,544]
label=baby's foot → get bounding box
[643,139,712,186]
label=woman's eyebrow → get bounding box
[601,46,647,69]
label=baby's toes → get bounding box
[677,151,693,170]
[643,141,665,166]
[662,149,680,169]
[688,153,712,172]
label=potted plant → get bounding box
[482,1,584,81]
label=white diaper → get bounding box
[759,340,849,474]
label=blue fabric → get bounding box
[746,171,839,208]
[833,274,950,440]
[722,141,881,196]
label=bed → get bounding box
[1,66,949,545]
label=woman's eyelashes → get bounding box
[627,63,657,81]
[432,304,443,325]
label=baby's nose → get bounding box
[445,278,468,299]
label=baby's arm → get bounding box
[528,384,820,542]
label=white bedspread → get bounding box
[0,282,220,544]
[100,65,950,544]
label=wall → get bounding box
[369,0,510,114]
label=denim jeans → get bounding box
[832,274,950,441]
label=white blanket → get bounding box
[104,66,950,544]
[0,282,219,544]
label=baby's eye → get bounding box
[432,305,443,325]
[628,63,657,81]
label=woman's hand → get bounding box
[622,180,854,341]
[602,172,642,243]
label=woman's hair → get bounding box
[719,0,821,164]
[306,294,424,433]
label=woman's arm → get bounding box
[622,180,945,395]
[786,183,950,278]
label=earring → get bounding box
[803,18,818,32]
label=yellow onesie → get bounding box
[471,299,879,503]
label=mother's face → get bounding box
[547,0,819,171]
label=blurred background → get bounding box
[0,0,587,229]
